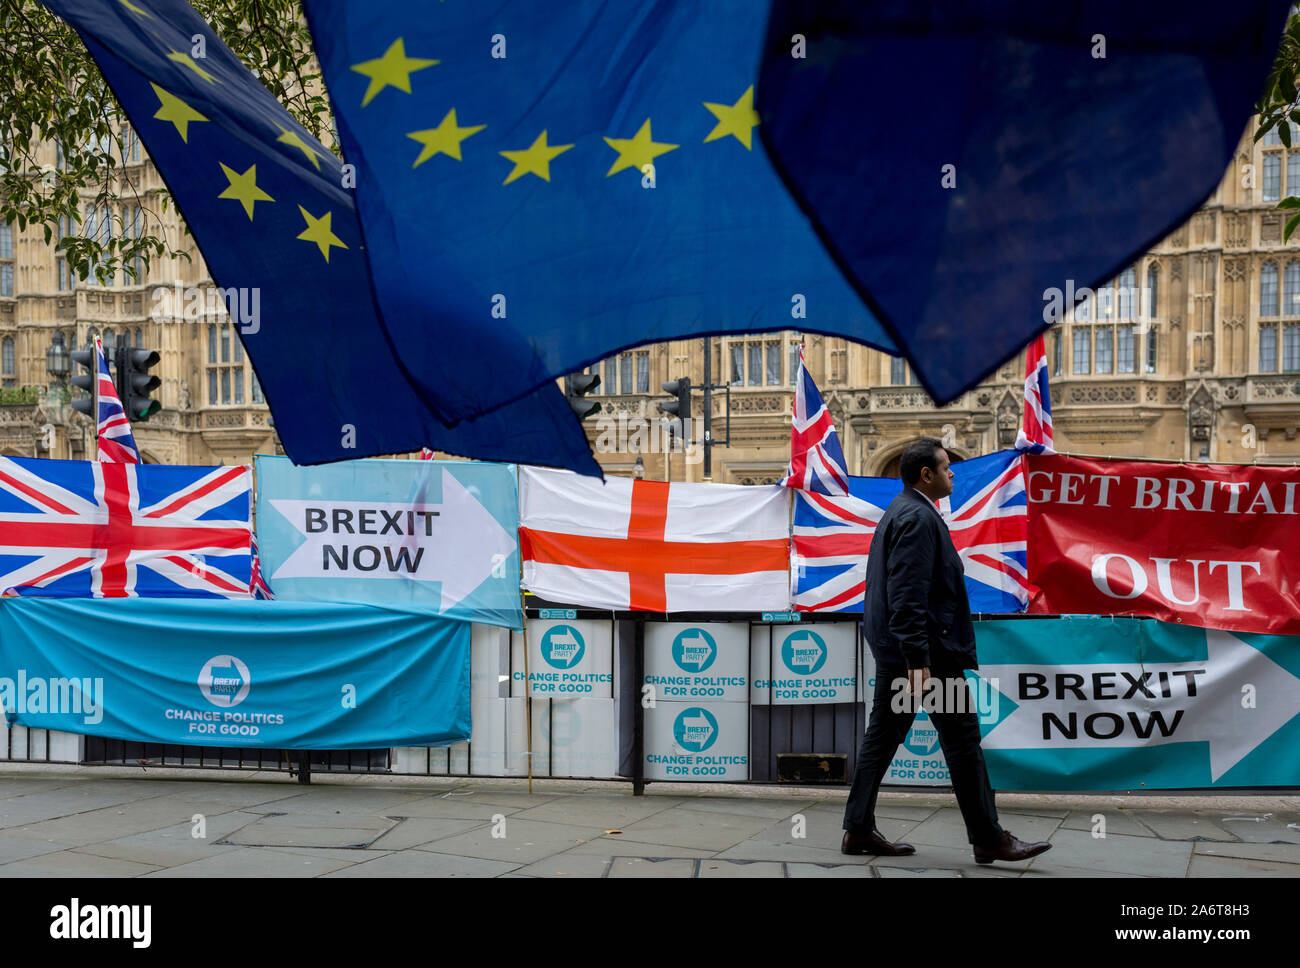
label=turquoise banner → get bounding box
[972,617,1300,789]
[0,598,470,749]
[255,456,522,629]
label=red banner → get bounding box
[1026,455,1300,634]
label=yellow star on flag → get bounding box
[167,50,218,85]
[702,86,760,150]
[351,38,439,107]
[407,109,485,168]
[275,125,325,171]
[118,0,150,17]
[150,83,207,143]
[499,131,574,185]
[296,206,347,263]
[603,119,678,177]
[217,163,274,220]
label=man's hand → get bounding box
[907,666,930,697]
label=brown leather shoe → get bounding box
[973,831,1052,864]
[841,829,916,856]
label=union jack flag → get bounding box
[0,455,253,598]
[792,450,1029,614]
[90,334,141,464]
[249,534,274,599]
[1014,335,1055,454]
[780,344,849,495]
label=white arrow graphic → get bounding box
[678,633,714,669]
[785,631,825,671]
[269,469,516,612]
[546,629,581,666]
[680,714,714,748]
[974,629,1300,781]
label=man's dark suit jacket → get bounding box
[863,486,977,675]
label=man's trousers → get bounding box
[842,664,1003,848]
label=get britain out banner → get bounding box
[256,456,521,629]
[973,616,1300,789]
[1024,454,1300,634]
[0,597,470,749]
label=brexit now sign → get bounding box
[255,457,521,629]
[973,616,1300,790]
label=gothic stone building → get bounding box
[2,121,1299,477]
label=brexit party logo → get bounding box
[673,706,719,753]
[672,628,717,673]
[540,625,585,670]
[198,655,251,708]
[903,711,942,756]
[780,630,828,676]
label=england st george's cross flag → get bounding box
[0,455,253,599]
[520,466,789,612]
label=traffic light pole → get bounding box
[701,337,730,482]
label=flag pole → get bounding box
[91,335,101,461]
[517,549,533,794]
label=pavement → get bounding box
[0,764,1297,877]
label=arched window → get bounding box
[86,327,98,349]
[1,337,14,376]
[1262,263,1279,317]
[1146,264,1159,320]
[1286,263,1300,316]
[1117,267,1137,319]
[134,328,142,348]
[102,330,114,357]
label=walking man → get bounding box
[841,438,1051,865]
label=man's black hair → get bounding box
[899,437,944,486]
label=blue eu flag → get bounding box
[300,0,896,421]
[41,0,600,474]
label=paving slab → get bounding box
[1126,810,1237,842]
[698,859,786,877]
[143,847,358,877]
[668,796,817,819]
[1060,809,1157,838]
[614,808,777,851]
[0,788,151,829]
[786,863,877,878]
[1193,841,1300,864]
[877,867,962,877]
[223,812,397,848]
[1216,816,1300,845]
[507,795,682,828]
[323,850,522,877]
[869,842,1025,876]
[0,777,83,799]
[1020,864,1137,878]
[872,801,943,822]
[415,818,609,864]
[1033,829,1192,877]
[9,796,250,846]
[381,794,540,820]
[606,857,696,877]
[714,841,862,865]
[0,830,81,865]
[750,807,919,849]
[562,837,716,859]
[511,852,617,878]
[0,847,160,877]
[905,807,1061,849]
[1187,854,1300,877]
[272,788,434,813]
[366,817,486,851]
[442,790,570,809]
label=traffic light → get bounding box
[659,377,692,439]
[70,348,96,421]
[564,372,601,419]
[116,346,162,422]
